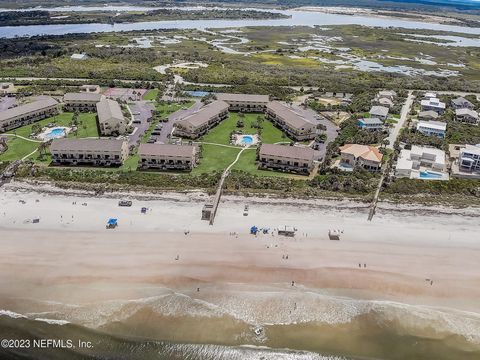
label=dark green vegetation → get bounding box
[0,9,288,26]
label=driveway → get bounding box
[291,104,339,162]
[156,100,202,144]
[127,101,155,145]
[0,97,16,111]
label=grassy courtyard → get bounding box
[191,112,298,177]
[200,112,290,146]
[0,112,98,162]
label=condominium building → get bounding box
[395,145,447,180]
[97,99,127,136]
[0,97,59,133]
[63,92,105,112]
[357,117,383,131]
[174,100,230,139]
[455,108,479,124]
[138,143,198,171]
[339,144,383,172]
[265,101,316,141]
[416,120,446,138]
[216,93,269,112]
[50,138,128,167]
[258,144,315,174]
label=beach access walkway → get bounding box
[369,92,414,220]
[209,146,252,225]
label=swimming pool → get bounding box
[241,135,254,145]
[186,91,210,97]
[44,127,66,139]
[419,170,443,179]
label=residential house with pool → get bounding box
[258,144,315,175]
[50,138,129,167]
[395,145,448,180]
[265,101,317,141]
[174,100,229,139]
[0,97,59,133]
[138,143,198,171]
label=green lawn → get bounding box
[0,112,99,162]
[143,89,159,101]
[232,147,308,178]
[200,112,291,145]
[192,144,241,174]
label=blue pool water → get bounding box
[45,128,66,139]
[241,135,254,145]
[419,170,443,179]
[186,91,210,97]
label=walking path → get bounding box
[21,148,38,161]
[209,146,250,225]
[3,133,43,143]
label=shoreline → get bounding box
[1,181,480,354]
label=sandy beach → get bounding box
[0,181,480,358]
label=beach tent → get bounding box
[250,226,258,235]
[106,218,118,229]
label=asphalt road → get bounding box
[156,100,202,144]
[0,97,16,111]
[387,91,414,150]
[128,101,155,145]
[291,104,339,162]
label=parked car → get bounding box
[118,200,132,207]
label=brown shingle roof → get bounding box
[176,100,229,128]
[50,138,126,152]
[138,143,196,158]
[216,93,269,103]
[266,101,315,130]
[96,99,124,124]
[0,97,58,123]
[259,144,314,161]
[63,92,104,102]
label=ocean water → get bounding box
[1,285,479,359]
